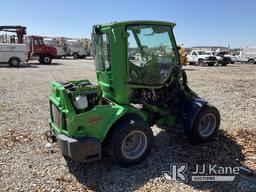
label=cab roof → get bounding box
[97,20,176,28]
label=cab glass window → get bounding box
[192,51,197,56]
[92,33,110,71]
[34,38,44,46]
[127,25,179,85]
[34,39,38,46]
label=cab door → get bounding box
[191,51,198,62]
[32,38,45,54]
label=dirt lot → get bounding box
[0,59,256,191]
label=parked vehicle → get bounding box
[187,50,217,66]
[0,43,28,66]
[0,26,57,64]
[205,51,223,63]
[25,36,57,64]
[44,38,66,59]
[46,21,221,167]
[66,39,90,59]
[217,51,235,64]
[206,51,231,66]
[235,48,256,64]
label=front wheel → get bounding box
[105,115,154,167]
[198,59,204,66]
[187,105,220,143]
[40,55,52,64]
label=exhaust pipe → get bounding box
[45,130,57,143]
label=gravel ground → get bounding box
[0,60,255,191]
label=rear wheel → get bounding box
[248,59,255,64]
[105,115,153,167]
[9,58,20,67]
[186,105,220,143]
[73,52,79,59]
[40,55,52,64]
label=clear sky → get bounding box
[1,0,256,48]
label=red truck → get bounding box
[28,36,57,64]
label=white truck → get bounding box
[0,43,28,66]
[187,50,217,66]
[235,48,256,64]
[44,38,66,59]
[66,39,91,59]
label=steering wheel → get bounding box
[129,58,153,81]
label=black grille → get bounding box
[223,57,231,62]
[208,56,216,60]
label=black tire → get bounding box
[104,115,154,167]
[198,59,204,66]
[40,54,52,64]
[208,62,215,66]
[73,52,79,59]
[222,63,228,66]
[189,62,194,65]
[9,58,20,67]
[187,105,220,143]
[248,59,255,64]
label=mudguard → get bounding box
[182,98,208,134]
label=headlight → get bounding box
[74,95,88,110]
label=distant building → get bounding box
[191,46,229,52]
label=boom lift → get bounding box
[0,25,26,44]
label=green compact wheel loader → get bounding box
[46,21,221,167]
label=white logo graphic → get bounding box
[163,163,188,181]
